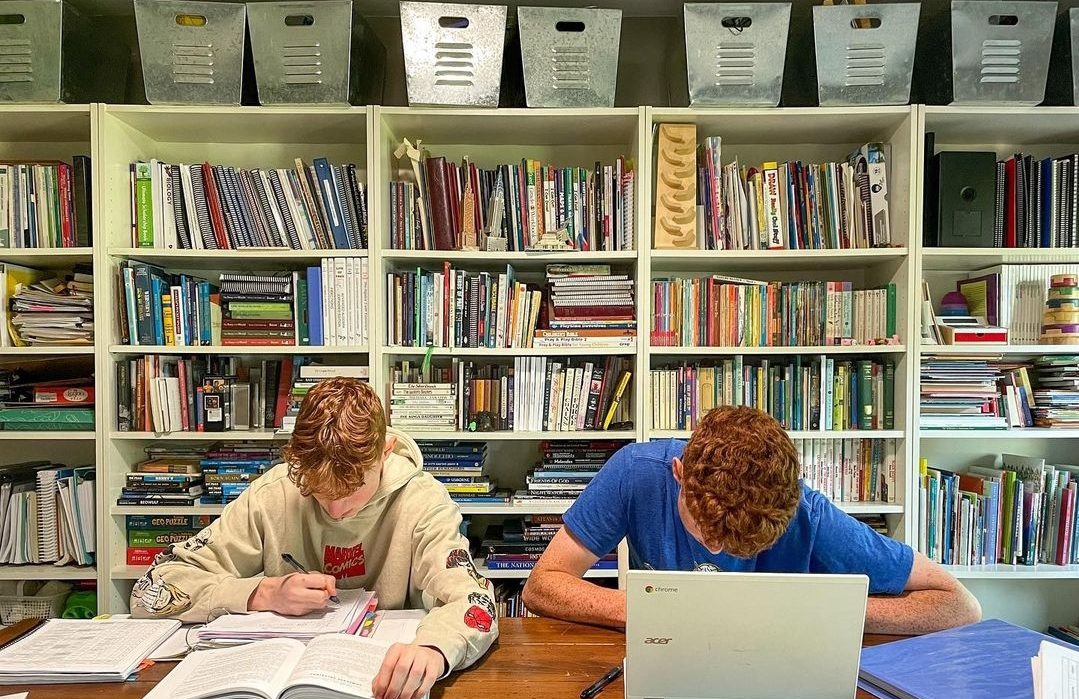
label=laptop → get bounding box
[625,570,869,699]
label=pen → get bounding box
[280,552,341,604]
[580,664,623,699]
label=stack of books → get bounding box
[697,140,889,250]
[8,266,94,346]
[119,463,205,508]
[920,357,1030,430]
[388,377,457,432]
[0,158,93,248]
[918,453,1079,567]
[420,441,506,504]
[480,517,616,572]
[650,357,896,432]
[385,264,542,348]
[650,277,898,347]
[1032,356,1079,428]
[545,264,636,338]
[0,362,94,433]
[0,462,95,566]
[131,158,367,250]
[117,259,369,348]
[201,443,280,505]
[116,356,296,433]
[126,514,217,567]
[388,151,634,252]
[513,440,621,508]
[853,514,891,537]
[798,438,898,504]
[277,364,369,434]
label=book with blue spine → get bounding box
[307,266,323,346]
[313,158,350,248]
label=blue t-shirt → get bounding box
[563,439,914,595]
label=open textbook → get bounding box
[144,633,424,699]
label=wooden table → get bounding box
[0,618,899,698]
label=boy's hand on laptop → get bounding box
[372,643,446,699]
[248,573,337,615]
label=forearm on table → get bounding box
[523,571,626,629]
[864,585,981,635]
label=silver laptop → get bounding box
[625,571,869,699]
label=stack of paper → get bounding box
[196,588,375,643]
[0,618,180,684]
[1031,639,1079,699]
[0,462,93,566]
[8,270,93,346]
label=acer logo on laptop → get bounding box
[644,637,672,645]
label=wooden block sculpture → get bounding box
[653,124,698,249]
[1041,273,1079,345]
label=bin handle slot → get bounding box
[285,14,315,26]
[721,16,752,32]
[555,21,586,32]
[0,15,25,25]
[439,16,470,28]
[850,16,882,29]
[175,14,207,27]
[988,15,1019,26]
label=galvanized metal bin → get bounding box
[517,6,621,108]
[247,0,385,105]
[0,0,128,103]
[813,3,919,106]
[684,3,790,107]
[951,0,1057,105]
[135,0,247,105]
[400,1,507,107]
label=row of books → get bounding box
[419,441,494,503]
[117,261,370,347]
[388,357,633,433]
[117,443,279,508]
[0,364,94,433]
[650,276,898,347]
[697,140,891,250]
[0,462,94,566]
[131,158,368,250]
[650,358,896,432]
[799,438,898,504]
[0,159,92,249]
[920,357,1049,431]
[993,153,1079,249]
[481,515,616,571]
[514,441,622,508]
[389,151,635,252]
[917,453,1079,567]
[385,263,635,349]
[2,264,94,347]
[492,582,537,618]
[126,514,216,567]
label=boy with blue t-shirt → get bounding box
[522,405,981,635]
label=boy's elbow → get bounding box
[521,573,542,612]
[954,584,982,626]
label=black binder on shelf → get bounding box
[932,151,997,248]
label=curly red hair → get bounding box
[282,377,386,499]
[680,405,801,557]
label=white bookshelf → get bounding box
[0,105,101,587]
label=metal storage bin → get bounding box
[517,6,621,108]
[400,1,507,107]
[247,0,385,105]
[684,3,790,107]
[951,0,1057,105]
[813,3,919,106]
[0,0,128,103]
[135,0,246,105]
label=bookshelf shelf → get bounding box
[381,250,637,265]
[111,566,147,581]
[0,431,95,441]
[0,565,97,581]
[921,247,1079,271]
[942,564,1079,580]
[109,345,371,355]
[474,559,618,580]
[649,247,907,272]
[0,346,94,356]
[920,344,1079,356]
[459,504,570,516]
[384,347,637,357]
[111,505,225,517]
[109,248,368,271]
[0,248,94,269]
[404,430,637,442]
[649,345,906,356]
[110,430,287,441]
[649,429,905,440]
[920,429,1079,440]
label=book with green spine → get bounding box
[135,161,154,248]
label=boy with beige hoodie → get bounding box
[130,378,498,699]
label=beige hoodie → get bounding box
[129,428,498,672]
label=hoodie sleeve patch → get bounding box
[446,548,490,589]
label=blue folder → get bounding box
[859,619,1069,699]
